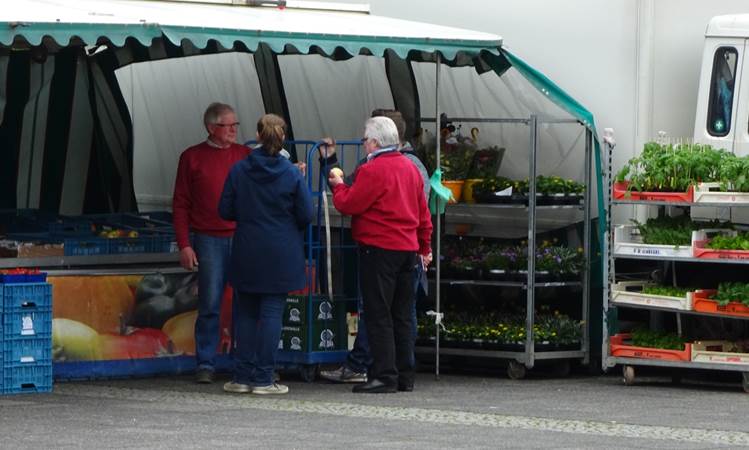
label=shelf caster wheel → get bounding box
[299,364,317,383]
[551,360,571,378]
[742,373,749,394]
[622,365,636,386]
[507,361,527,380]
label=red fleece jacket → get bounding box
[332,151,432,255]
[172,141,250,249]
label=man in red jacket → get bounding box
[329,116,433,393]
[172,102,249,383]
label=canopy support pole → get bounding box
[434,52,441,381]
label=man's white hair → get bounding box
[364,116,399,148]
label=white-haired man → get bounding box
[328,116,432,393]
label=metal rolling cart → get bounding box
[601,136,749,392]
[417,114,594,379]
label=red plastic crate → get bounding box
[692,290,749,318]
[692,239,749,260]
[610,333,691,361]
[612,181,694,203]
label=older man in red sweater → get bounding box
[173,102,249,383]
[329,116,432,393]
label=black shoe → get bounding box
[352,379,397,394]
[397,382,414,392]
[195,368,214,384]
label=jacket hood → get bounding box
[242,146,293,183]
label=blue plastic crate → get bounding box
[0,273,47,283]
[1,363,52,394]
[2,307,52,340]
[149,235,174,253]
[109,237,150,254]
[3,338,51,366]
[0,274,27,283]
[64,237,109,256]
[1,283,52,309]
[48,220,94,237]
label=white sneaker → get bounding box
[223,381,251,394]
[252,383,289,395]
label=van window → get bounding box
[706,47,738,137]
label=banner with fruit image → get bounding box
[50,273,233,362]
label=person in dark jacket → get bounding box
[219,113,313,395]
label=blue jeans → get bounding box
[193,233,233,371]
[233,292,285,386]
[345,259,423,374]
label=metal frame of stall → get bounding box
[423,56,593,378]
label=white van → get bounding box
[694,14,749,155]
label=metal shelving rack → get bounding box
[416,114,594,379]
[601,140,749,392]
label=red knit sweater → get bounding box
[172,141,250,249]
[332,152,432,255]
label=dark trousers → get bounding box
[359,245,417,387]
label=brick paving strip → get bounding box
[55,384,749,447]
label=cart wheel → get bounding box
[507,361,527,380]
[742,372,749,394]
[299,364,317,383]
[551,360,571,378]
[622,365,636,386]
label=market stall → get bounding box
[0,0,605,381]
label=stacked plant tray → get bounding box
[693,182,749,204]
[613,225,693,258]
[609,333,691,361]
[611,281,692,311]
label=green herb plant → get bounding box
[615,142,728,192]
[631,328,686,351]
[712,282,749,307]
[641,286,690,298]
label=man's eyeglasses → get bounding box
[215,122,240,128]
[361,136,370,143]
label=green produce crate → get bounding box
[282,295,347,326]
[278,320,347,353]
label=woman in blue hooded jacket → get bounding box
[219,113,313,395]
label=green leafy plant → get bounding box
[717,153,749,192]
[417,311,583,345]
[631,328,686,350]
[633,216,731,246]
[615,142,729,192]
[713,282,749,307]
[471,176,514,198]
[641,286,690,297]
[706,233,749,250]
[536,175,585,195]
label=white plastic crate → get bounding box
[613,225,693,258]
[611,281,692,310]
[693,182,749,204]
[691,341,749,365]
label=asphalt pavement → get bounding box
[2,365,749,449]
